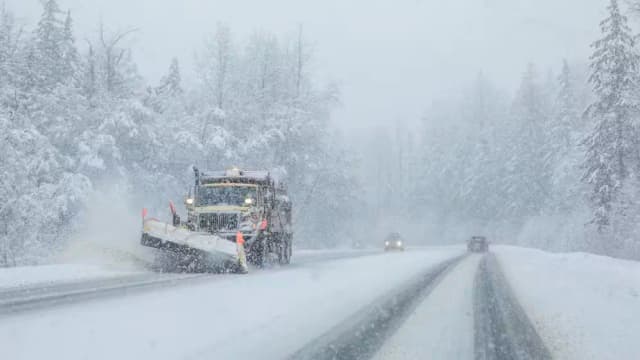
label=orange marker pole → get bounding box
[142,208,148,229]
[236,231,248,274]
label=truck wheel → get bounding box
[278,238,290,265]
[259,240,268,268]
[279,235,292,265]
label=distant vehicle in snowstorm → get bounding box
[351,239,365,249]
[384,232,405,251]
[467,236,489,253]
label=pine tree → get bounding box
[506,63,551,218]
[545,60,587,215]
[583,0,640,230]
[555,60,578,150]
[34,0,65,89]
[156,58,182,96]
[0,6,19,82]
[60,10,78,81]
[81,44,97,101]
[147,58,183,113]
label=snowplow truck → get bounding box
[141,167,293,271]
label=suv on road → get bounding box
[467,236,489,253]
[384,232,405,251]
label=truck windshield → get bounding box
[197,185,257,206]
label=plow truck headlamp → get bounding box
[185,198,194,205]
[226,167,242,177]
[397,241,402,246]
[385,241,390,246]
[244,198,254,205]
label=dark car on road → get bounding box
[467,236,489,252]
[384,232,405,251]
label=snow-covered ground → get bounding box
[8,245,635,360]
[373,254,480,359]
[0,245,382,292]
[0,264,143,291]
[494,246,640,360]
[0,247,463,360]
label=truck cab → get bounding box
[185,167,292,265]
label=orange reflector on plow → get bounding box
[236,231,245,245]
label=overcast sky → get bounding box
[6,0,607,131]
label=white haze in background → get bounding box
[3,0,631,261]
[5,0,604,130]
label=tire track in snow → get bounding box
[473,253,552,360]
[0,273,209,316]
[288,255,467,360]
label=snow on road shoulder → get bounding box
[373,254,480,360]
[0,263,143,291]
[494,246,640,360]
[0,247,463,360]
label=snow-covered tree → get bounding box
[158,58,182,96]
[34,0,67,89]
[95,25,141,97]
[583,0,640,231]
[60,11,78,81]
[554,60,579,150]
[543,60,586,215]
[502,64,552,218]
[199,23,234,111]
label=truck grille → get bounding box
[199,213,239,232]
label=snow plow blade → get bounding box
[141,218,248,273]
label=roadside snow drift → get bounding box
[0,264,142,291]
[494,246,640,360]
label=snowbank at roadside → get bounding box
[0,263,142,291]
[494,246,640,360]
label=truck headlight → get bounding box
[397,241,402,246]
[185,198,194,205]
[385,241,389,246]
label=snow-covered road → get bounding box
[373,255,480,359]
[0,247,464,360]
[3,245,640,360]
[0,248,390,316]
